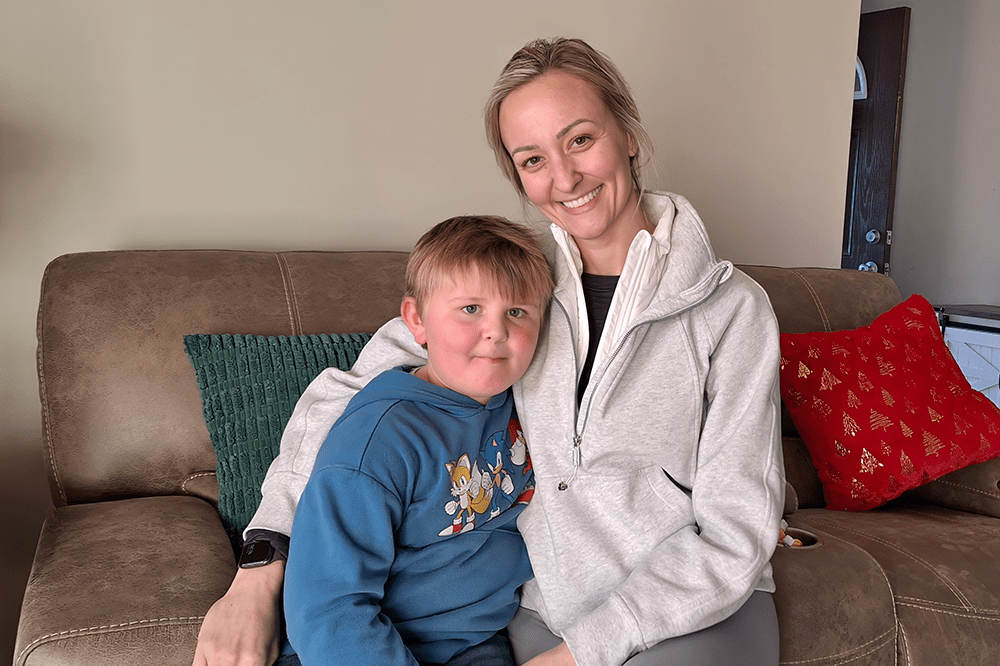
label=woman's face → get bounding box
[498,70,647,263]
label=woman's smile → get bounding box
[560,185,602,209]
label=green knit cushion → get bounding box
[184,333,371,549]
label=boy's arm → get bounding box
[192,317,426,666]
[285,466,418,666]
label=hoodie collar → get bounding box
[548,192,733,366]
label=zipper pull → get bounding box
[559,436,583,492]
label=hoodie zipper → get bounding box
[557,262,731,491]
[551,296,582,492]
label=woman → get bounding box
[194,38,784,666]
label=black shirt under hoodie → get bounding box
[577,273,620,404]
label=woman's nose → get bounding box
[551,154,581,193]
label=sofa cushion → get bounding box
[184,333,370,548]
[779,295,1000,511]
[793,504,1000,664]
[13,497,234,666]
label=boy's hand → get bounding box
[192,562,285,666]
[523,642,578,666]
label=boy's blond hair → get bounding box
[405,215,554,312]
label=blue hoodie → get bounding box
[284,367,534,666]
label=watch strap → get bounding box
[239,530,289,568]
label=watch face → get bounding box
[240,541,274,568]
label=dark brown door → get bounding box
[842,7,910,275]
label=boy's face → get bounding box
[401,266,543,405]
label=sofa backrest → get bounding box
[739,265,902,507]
[36,252,901,509]
[36,250,409,506]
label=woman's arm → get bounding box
[192,563,284,666]
[249,317,427,536]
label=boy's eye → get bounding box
[462,305,480,314]
[508,308,526,318]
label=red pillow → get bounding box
[779,294,1000,511]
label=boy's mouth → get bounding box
[560,185,601,209]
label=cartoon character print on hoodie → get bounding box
[439,417,534,536]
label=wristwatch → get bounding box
[238,539,279,569]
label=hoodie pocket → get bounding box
[644,466,695,527]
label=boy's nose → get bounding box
[482,315,509,342]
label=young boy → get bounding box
[283,215,554,666]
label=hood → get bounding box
[339,366,509,422]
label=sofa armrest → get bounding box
[905,458,1000,518]
[771,512,896,663]
[15,496,236,666]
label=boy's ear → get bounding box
[400,296,427,346]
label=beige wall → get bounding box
[1,0,863,440]
[0,0,862,656]
[861,0,1000,304]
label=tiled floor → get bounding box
[2,441,52,664]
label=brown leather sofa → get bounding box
[15,250,1000,665]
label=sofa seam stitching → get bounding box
[896,620,907,665]
[275,252,302,336]
[867,536,900,665]
[805,516,974,609]
[15,615,206,665]
[181,471,217,495]
[931,478,1000,500]
[895,599,1000,618]
[778,626,894,664]
[787,268,831,332]
[36,261,67,506]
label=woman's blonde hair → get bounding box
[484,37,653,200]
[405,215,554,312]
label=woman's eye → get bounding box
[521,156,541,169]
[572,135,591,147]
[462,305,480,314]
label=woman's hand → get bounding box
[523,642,578,666]
[192,562,284,666]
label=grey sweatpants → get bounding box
[509,590,779,665]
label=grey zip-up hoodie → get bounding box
[511,192,784,665]
[250,192,784,666]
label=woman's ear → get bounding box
[627,133,638,158]
[400,296,427,346]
